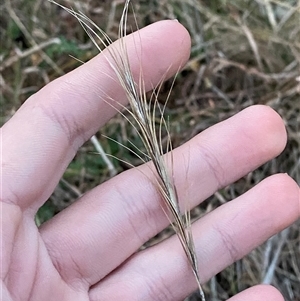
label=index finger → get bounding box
[1,20,191,212]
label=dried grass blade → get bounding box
[49,0,205,299]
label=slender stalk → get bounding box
[49,1,205,299]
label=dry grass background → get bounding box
[1,0,299,300]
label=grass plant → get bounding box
[47,0,206,298]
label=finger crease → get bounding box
[38,97,87,152]
[198,143,226,190]
[212,222,240,264]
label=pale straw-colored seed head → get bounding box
[49,0,206,299]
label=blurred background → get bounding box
[1,0,299,300]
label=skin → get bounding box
[1,20,299,301]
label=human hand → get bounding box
[2,21,299,301]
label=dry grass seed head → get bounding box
[49,0,206,299]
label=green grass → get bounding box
[1,0,299,300]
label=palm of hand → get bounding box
[2,21,299,301]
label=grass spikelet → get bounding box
[49,0,206,299]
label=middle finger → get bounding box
[40,105,286,288]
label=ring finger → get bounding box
[89,174,299,301]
